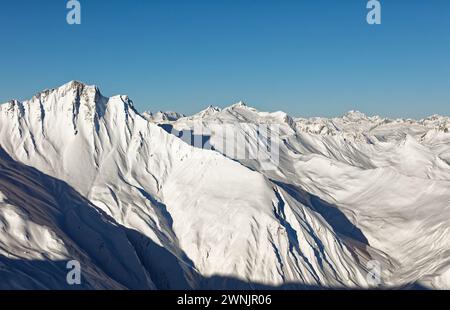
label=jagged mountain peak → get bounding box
[32,80,101,101]
[225,101,259,112]
[0,81,137,116]
[194,105,222,118]
[60,80,97,92]
[0,81,142,142]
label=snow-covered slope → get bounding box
[171,103,450,289]
[0,147,154,289]
[1,81,449,289]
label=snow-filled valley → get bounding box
[1,81,449,289]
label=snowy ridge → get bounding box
[143,111,185,123]
[1,81,450,289]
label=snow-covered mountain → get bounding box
[142,111,185,123]
[1,81,449,289]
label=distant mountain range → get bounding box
[1,81,449,289]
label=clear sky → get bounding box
[0,0,449,118]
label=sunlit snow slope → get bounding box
[1,81,449,289]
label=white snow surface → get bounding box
[0,81,449,289]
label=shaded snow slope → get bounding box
[0,147,154,289]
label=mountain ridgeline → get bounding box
[1,81,450,289]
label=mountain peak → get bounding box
[226,101,249,110]
[31,81,102,103]
[64,80,88,89]
[142,110,185,122]
[343,110,368,121]
[233,101,247,107]
[60,80,100,96]
[196,105,222,117]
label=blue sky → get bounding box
[0,0,449,118]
